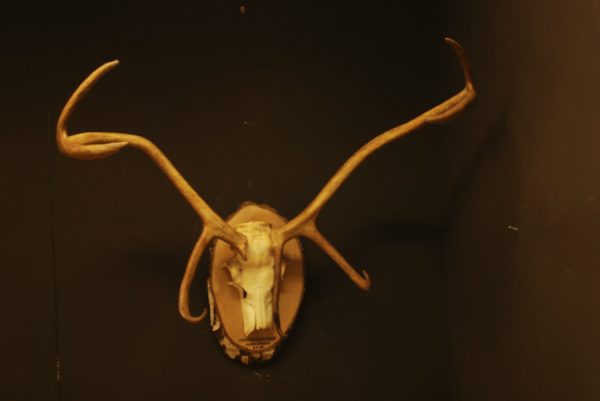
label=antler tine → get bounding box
[179,230,211,322]
[272,37,476,303]
[57,61,128,160]
[58,61,248,323]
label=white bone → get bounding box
[223,221,276,336]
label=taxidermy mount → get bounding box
[56,37,475,364]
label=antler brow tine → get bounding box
[57,60,247,323]
[270,38,476,335]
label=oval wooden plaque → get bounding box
[208,203,305,364]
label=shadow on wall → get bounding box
[444,103,523,399]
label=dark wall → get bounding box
[11,2,597,401]
[2,1,458,401]
[0,4,59,401]
[443,1,600,400]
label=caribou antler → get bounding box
[270,37,476,336]
[57,60,247,323]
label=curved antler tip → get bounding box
[443,36,474,92]
[360,270,371,291]
[443,37,465,55]
[443,36,458,45]
[100,60,120,73]
[274,313,287,338]
[180,308,207,324]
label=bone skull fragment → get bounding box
[56,38,476,363]
[225,221,280,336]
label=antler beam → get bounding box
[270,37,476,335]
[57,61,247,323]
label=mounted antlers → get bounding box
[57,37,475,362]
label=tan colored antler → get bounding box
[57,60,247,323]
[270,37,476,336]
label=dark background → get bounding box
[1,1,598,400]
